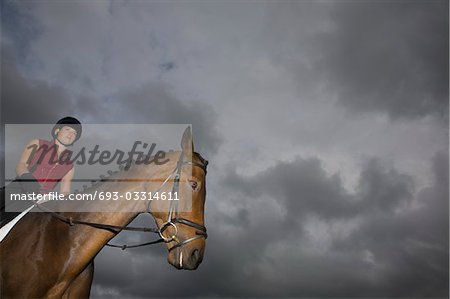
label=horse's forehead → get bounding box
[166,151,204,164]
[162,151,206,176]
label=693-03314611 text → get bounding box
[9,191,179,201]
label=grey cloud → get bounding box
[77,83,221,156]
[1,47,77,124]
[332,152,448,297]
[1,47,221,157]
[225,157,415,220]
[312,1,448,120]
[356,158,415,212]
[91,152,447,297]
[1,2,447,298]
[0,47,83,183]
[1,1,42,61]
[225,158,358,220]
[216,154,446,296]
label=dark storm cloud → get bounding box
[215,153,446,297]
[225,157,415,220]
[92,152,448,298]
[225,157,359,219]
[1,47,77,124]
[1,47,221,157]
[0,1,41,61]
[1,1,88,147]
[333,152,449,297]
[77,83,221,156]
[314,1,448,120]
[0,47,79,182]
[2,2,447,298]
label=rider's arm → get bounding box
[16,139,40,176]
[60,167,74,196]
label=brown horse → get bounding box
[0,127,208,298]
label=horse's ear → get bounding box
[181,126,194,154]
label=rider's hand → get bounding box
[17,172,42,194]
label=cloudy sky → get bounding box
[1,1,448,298]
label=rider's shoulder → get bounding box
[25,139,40,147]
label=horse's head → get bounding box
[148,127,207,270]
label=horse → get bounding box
[0,127,208,298]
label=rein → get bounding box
[33,153,207,251]
[33,203,164,250]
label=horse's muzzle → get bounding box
[170,246,204,270]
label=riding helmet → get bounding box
[52,116,82,142]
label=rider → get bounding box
[1,117,82,226]
[16,116,82,196]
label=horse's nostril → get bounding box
[191,249,200,261]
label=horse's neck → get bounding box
[58,211,141,260]
[56,162,171,256]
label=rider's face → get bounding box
[56,126,77,145]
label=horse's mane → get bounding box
[76,151,208,193]
[194,151,208,169]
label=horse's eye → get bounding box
[189,180,199,190]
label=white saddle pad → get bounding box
[0,199,49,243]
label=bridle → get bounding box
[33,151,208,251]
[146,151,208,252]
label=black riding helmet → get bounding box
[52,116,82,143]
